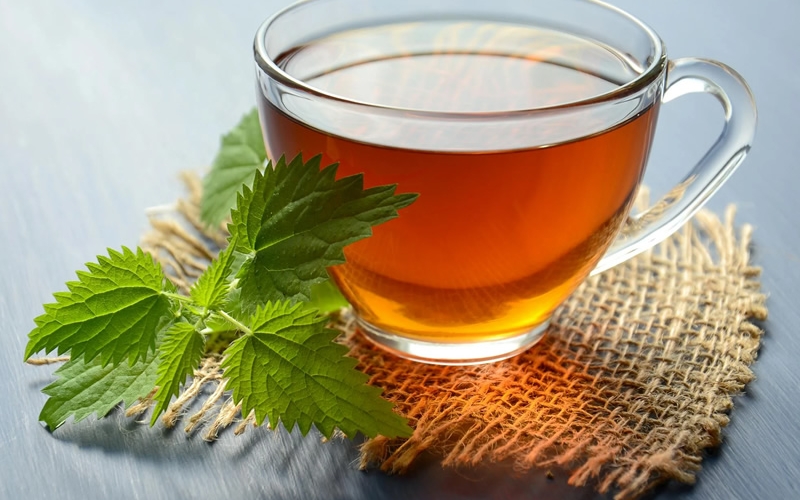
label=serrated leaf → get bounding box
[307,279,349,314]
[150,321,205,425]
[200,109,267,226]
[39,352,158,430]
[25,247,176,366]
[221,302,411,439]
[190,242,236,309]
[229,154,417,313]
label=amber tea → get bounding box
[257,21,659,344]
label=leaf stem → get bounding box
[217,311,251,335]
[163,291,194,304]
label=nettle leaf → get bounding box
[229,154,417,313]
[307,280,349,314]
[200,109,267,227]
[39,352,158,430]
[25,247,176,366]
[150,321,205,425]
[190,241,236,310]
[221,302,411,439]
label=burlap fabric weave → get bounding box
[138,173,766,500]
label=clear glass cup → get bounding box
[253,0,757,364]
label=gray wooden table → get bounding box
[2,0,798,498]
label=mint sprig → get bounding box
[25,133,415,439]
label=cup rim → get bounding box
[254,0,667,119]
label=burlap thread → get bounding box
[95,173,766,499]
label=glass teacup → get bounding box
[253,0,756,364]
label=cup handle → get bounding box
[592,58,758,275]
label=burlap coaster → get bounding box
[138,173,766,500]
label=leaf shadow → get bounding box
[48,406,264,465]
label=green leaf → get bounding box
[229,154,417,313]
[150,321,205,425]
[307,279,349,314]
[189,242,236,310]
[200,109,267,226]
[221,302,411,439]
[39,352,158,430]
[25,247,176,366]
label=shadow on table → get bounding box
[49,407,612,500]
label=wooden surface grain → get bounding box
[1,0,798,498]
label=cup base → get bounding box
[356,318,551,366]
